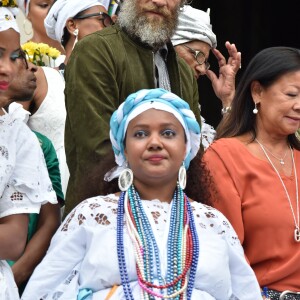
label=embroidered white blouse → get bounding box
[0,104,57,300]
[23,193,261,300]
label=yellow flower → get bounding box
[21,41,61,67]
[48,47,60,59]
[38,43,50,55]
[1,0,18,7]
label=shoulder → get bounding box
[41,66,65,82]
[191,201,240,245]
[205,137,245,157]
[191,201,230,225]
[74,25,121,51]
[61,194,119,232]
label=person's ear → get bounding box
[251,81,263,103]
[66,18,78,35]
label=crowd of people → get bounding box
[0,0,299,299]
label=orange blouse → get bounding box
[203,137,300,291]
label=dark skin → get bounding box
[0,29,31,260]
[3,45,62,288]
[12,203,61,286]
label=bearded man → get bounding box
[64,0,201,216]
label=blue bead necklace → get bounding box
[116,184,199,299]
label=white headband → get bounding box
[172,5,217,48]
[44,0,108,42]
[0,7,19,33]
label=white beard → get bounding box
[117,0,179,49]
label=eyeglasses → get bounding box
[73,12,113,28]
[183,45,210,70]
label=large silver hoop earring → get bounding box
[118,167,133,191]
[178,162,186,190]
[253,102,258,114]
[23,19,33,36]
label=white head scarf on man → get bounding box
[44,0,109,43]
[171,5,217,48]
[0,7,19,33]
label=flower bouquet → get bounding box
[22,41,61,67]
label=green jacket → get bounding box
[64,24,200,216]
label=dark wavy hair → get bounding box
[217,46,300,150]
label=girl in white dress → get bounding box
[22,89,261,299]
[0,7,57,299]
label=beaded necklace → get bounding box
[116,184,199,299]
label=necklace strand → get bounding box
[256,138,300,242]
[117,185,199,299]
[256,139,289,165]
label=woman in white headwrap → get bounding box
[0,7,57,300]
[22,88,261,300]
[17,0,65,55]
[44,0,114,71]
[172,5,241,116]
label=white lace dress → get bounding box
[0,104,57,300]
[27,66,69,196]
[22,194,261,300]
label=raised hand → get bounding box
[206,41,241,107]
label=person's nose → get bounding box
[293,97,300,111]
[0,58,14,78]
[195,64,207,77]
[147,133,163,150]
[151,0,167,7]
[28,61,38,73]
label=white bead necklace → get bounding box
[256,139,300,242]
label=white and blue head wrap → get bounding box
[106,88,201,181]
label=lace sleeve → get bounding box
[200,116,216,150]
[58,194,119,234]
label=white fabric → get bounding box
[0,7,19,33]
[44,0,107,42]
[17,0,30,16]
[0,261,19,300]
[27,66,69,196]
[171,5,217,48]
[0,103,57,300]
[201,116,216,150]
[22,194,261,300]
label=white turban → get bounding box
[44,0,109,42]
[172,5,217,48]
[17,0,30,16]
[0,7,19,33]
